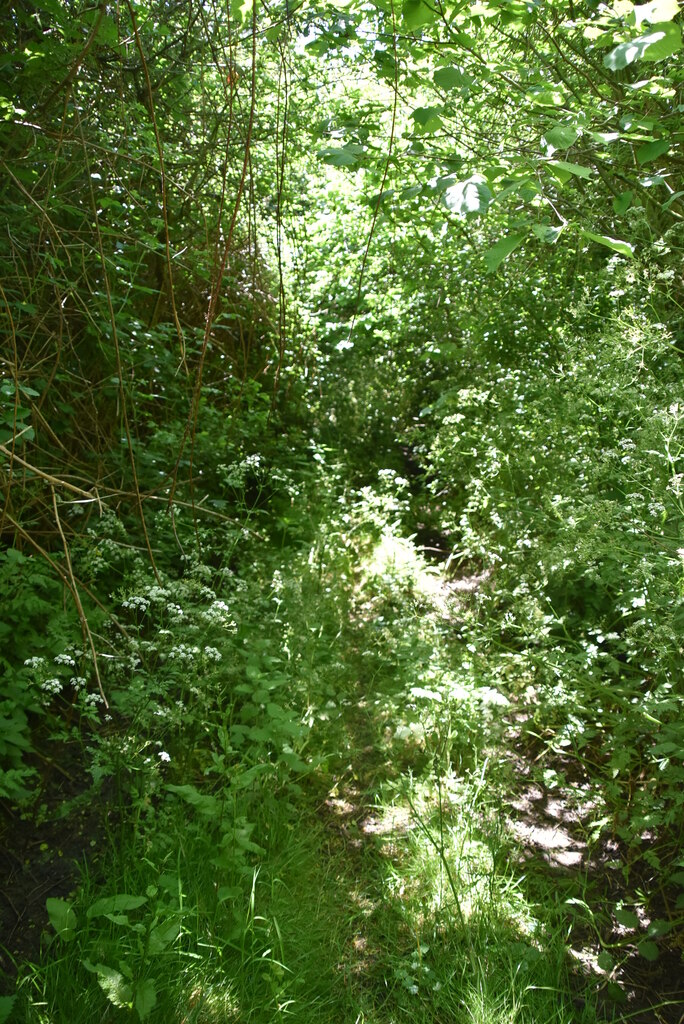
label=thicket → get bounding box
[1,0,683,1020]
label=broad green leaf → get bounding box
[604,23,682,69]
[637,939,659,960]
[483,233,525,272]
[368,189,394,208]
[545,125,579,150]
[532,223,563,243]
[280,750,309,771]
[636,139,670,163]
[166,783,219,815]
[597,951,614,972]
[84,963,133,1008]
[104,913,130,926]
[647,918,673,937]
[634,0,680,25]
[433,66,468,90]
[99,972,133,1008]
[46,898,77,942]
[135,979,157,1021]
[306,37,332,56]
[403,0,435,30]
[0,996,16,1024]
[605,982,628,1004]
[87,894,147,919]
[548,160,592,178]
[614,907,639,928]
[613,191,633,214]
[444,177,492,216]
[411,106,444,133]
[590,131,620,144]
[97,15,120,46]
[580,230,635,257]
[526,84,564,106]
[492,178,535,204]
[230,0,250,22]
[317,145,363,167]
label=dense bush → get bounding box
[422,252,684,891]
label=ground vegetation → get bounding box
[1,1,683,1021]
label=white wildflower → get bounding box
[41,678,62,694]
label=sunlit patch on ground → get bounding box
[365,531,455,611]
[178,981,241,1023]
[359,804,411,837]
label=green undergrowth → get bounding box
[6,468,607,1023]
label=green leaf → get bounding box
[615,907,639,928]
[104,913,130,926]
[433,66,468,90]
[46,898,77,942]
[0,996,16,1024]
[135,979,157,1021]
[604,23,682,69]
[403,0,436,30]
[634,0,681,26]
[545,125,579,150]
[84,963,133,1008]
[165,783,219,815]
[411,106,444,133]
[613,191,633,214]
[306,37,332,56]
[368,189,394,208]
[99,973,133,1008]
[597,951,614,972]
[606,982,628,1004]
[548,160,592,179]
[637,939,659,961]
[526,84,565,106]
[663,189,684,210]
[636,139,670,163]
[580,230,635,258]
[149,919,181,954]
[444,177,492,216]
[317,144,364,167]
[532,223,563,243]
[87,894,147,920]
[647,918,673,938]
[483,233,525,273]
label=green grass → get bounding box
[10,484,610,1024]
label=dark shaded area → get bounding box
[0,749,109,987]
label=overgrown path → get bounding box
[216,513,594,1024]
[237,501,683,1024]
[5,462,682,1024]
